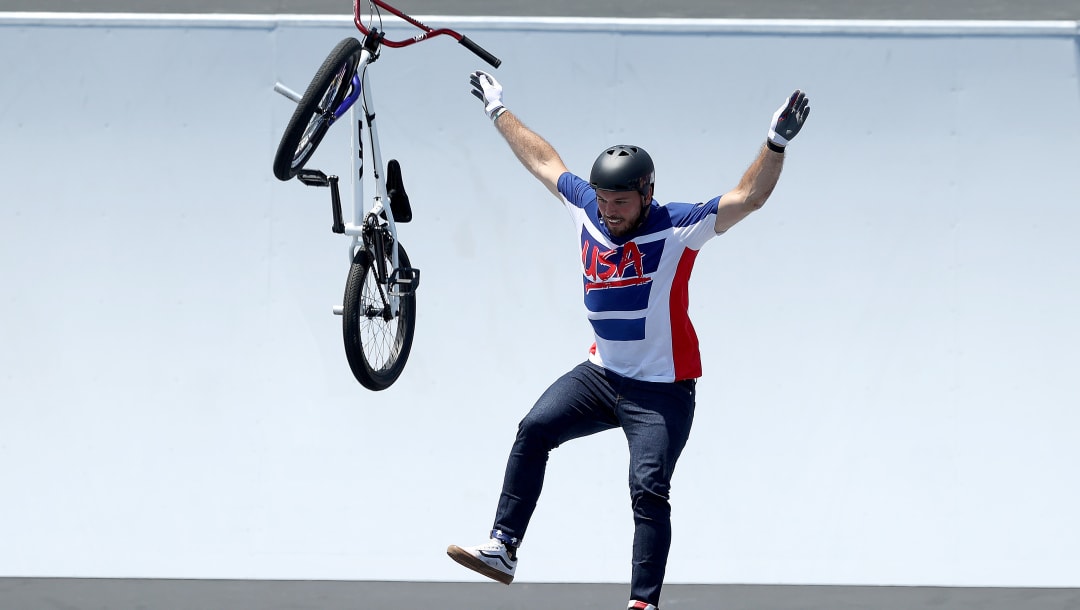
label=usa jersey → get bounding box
[557,172,722,382]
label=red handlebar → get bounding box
[353,0,502,67]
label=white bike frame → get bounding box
[272,0,499,321]
[275,45,404,316]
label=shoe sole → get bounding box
[446,545,514,585]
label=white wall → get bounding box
[1,13,1079,587]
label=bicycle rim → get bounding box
[342,243,416,390]
[289,61,354,169]
[273,37,364,181]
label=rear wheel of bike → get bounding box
[342,241,417,391]
[273,37,364,181]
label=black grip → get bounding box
[459,35,502,68]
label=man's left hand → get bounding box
[768,90,810,148]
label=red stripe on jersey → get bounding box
[670,248,701,381]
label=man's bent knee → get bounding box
[631,490,671,521]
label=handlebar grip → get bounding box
[459,36,502,68]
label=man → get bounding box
[447,70,810,610]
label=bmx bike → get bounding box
[272,0,500,390]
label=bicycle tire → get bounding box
[273,37,365,181]
[342,241,417,390]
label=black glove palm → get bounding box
[768,90,810,147]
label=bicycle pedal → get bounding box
[297,169,332,187]
[390,267,420,293]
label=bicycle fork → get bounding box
[364,221,419,320]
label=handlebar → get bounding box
[353,0,502,68]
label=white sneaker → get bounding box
[446,537,517,585]
[628,601,658,610]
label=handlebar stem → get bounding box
[361,27,384,58]
[352,0,501,67]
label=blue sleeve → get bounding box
[557,172,596,209]
[665,196,721,227]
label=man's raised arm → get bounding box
[714,90,811,234]
[470,70,569,200]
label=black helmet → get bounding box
[589,145,655,197]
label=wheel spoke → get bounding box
[359,255,405,372]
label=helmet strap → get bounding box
[630,188,652,232]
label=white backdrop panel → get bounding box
[0,14,1078,586]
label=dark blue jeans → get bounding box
[492,361,696,606]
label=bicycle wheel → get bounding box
[342,240,417,390]
[273,37,364,181]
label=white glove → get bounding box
[767,90,810,148]
[470,70,505,120]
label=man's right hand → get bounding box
[470,70,505,120]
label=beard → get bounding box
[601,205,646,237]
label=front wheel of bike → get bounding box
[273,37,364,181]
[342,242,417,391]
